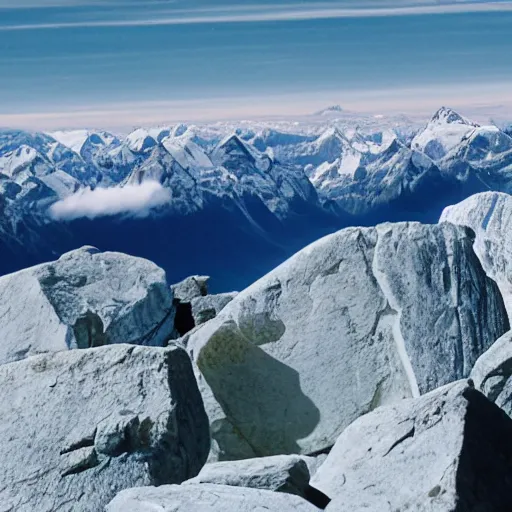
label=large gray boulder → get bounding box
[106,483,321,512]
[0,246,175,365]
[440,191,512,319]
[0,344,210,512]
[185,455,311,497]
[184,222,508,460]
[471,330,512,416]
[312,381,512,511]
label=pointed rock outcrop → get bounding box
[312,381,512,511]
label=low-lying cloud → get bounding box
[50,181,171,220]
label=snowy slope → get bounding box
[412,107,479,160]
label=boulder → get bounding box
[184,222,508,460]
[440,191,512,319]
[171,275,210,302]
[106,483,321,512]
[185,455,319,501]
[0,246,175,365]
[191,292,238,326]
[0,344,210,512]
[312,381,512,511]
[471,330,512,416]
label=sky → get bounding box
[0,0,511,130]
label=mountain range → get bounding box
[1,106,512,291]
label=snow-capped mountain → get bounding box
[411,106,480,160]
[1,107,512,290]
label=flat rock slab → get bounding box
[106,483,321,512]
[0,246,175,365]
[185,455,330,508]
[312,381,512,511]
[185,222,508,460]
[185,455,311,496]
[0,344,210,512]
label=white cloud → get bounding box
[1,1,512,30]
[50,181,171,220]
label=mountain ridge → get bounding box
[1,107,512,291]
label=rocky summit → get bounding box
[184,221,508,461]
[1,208,512,511]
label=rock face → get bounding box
[191,292,238,326]
[185,455,312,498]
[106,483,321,512]
[171,275,210,302]
[471,330,512,417]
[184,222,508,460]
[440,191,512,319]
[0,246,175,365]
[312,381,512,511]
[0,344,210,512]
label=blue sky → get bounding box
[0,0,511,129]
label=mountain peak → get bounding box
[315,105,344,116]
[430,107,477,127]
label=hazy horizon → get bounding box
[1,0,512,130]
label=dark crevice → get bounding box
[174,300,196,336]
[73,311,106,349]
[304,485,331,509]
[384,426,415,456]
[60,450,100,478]
[60,432,96,455]
[307,446,332,458]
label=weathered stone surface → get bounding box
[171,275,210,302]
[191,292,238,326]
[185,222,507,460]
[185,455,311,497]
[0,246,175,365]
[0,344,210,512]
[106,483,321,512]
[441,191,512,320]
[312,381,512,512]
[471,330,512,417]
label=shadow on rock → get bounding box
[197,320,320,457]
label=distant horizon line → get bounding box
[1,103,511,135]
